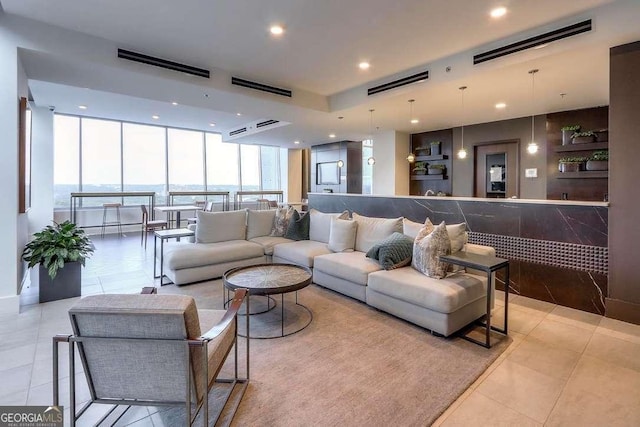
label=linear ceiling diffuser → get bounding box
[231,77,292,97]
[473,19,592,65]
[117,49,210,78]
[367,70,429,96]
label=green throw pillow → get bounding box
[366,232,414,270]
[284,209,310,241]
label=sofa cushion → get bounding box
[314,251,382,286]
[272,240,332,267]
[367,268,487,314]
[249,236,294,255]
[366,232,414,270]
[284,209,310,241]
[247,209,276,240]
[403,218,425,239]
[196,210,247,243]
[412,221,451,279]
[270,206,294,237]
[328,218,357,252]
[308,209,349,243]
[352,213,403,253]
[164,240,263,270]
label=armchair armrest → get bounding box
[199,288,247,341]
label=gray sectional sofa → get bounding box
[161,208,495,337]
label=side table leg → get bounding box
[281,293,285,337]
[504,264,510,334]
[160,238,165,286]
[153,234,158,279]
[485,270,492,348]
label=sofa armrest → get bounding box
[186,223,196,243]
[464,243,496,257]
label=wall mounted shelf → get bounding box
[554,142,608,152]
[410,175,447,181]
[414,154,448,161]
[556,171,608,179]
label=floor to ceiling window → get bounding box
[53,114,282,209]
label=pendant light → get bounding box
[457,86,468,159]
[367,109,376,166]
[527,69,540,155]
[407,100,417,162]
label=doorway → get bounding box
[474,141,519,198]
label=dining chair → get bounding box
[140,204,168,248]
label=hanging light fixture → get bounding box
[457,86,468,159]
[367,109,376,166]
[407,100,417,162]
[527,69,540,154]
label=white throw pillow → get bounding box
[352,213,403,253]
[247,209,277,240]
[328,218,357,252]
[446,222,467,253]
[308,209,349,243]
[412,221,451,279]
[403,218,428,239]
[196,210,247,243]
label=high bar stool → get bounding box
[101,202,123,238]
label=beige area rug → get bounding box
[153,280,510,426]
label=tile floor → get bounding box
[4,233,640,426]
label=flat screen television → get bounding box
[317,161,340,185]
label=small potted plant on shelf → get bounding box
[558,156,587,173]
[412,161,427,175]
[430,141,442,156]
[586,150,609,171]
[560,125,580,145]
[22,220,94,303]
[571,130,596,144]
[594,128,609,142]
[414,145,430,156]
[427,164,446,175]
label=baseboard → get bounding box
[605,298,640,325]
[0,294,20,315]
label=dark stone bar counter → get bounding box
[308,193,609,315]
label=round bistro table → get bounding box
[223,263,313,339]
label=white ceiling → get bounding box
[3,0,639,147]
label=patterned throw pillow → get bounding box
[284,209,310,241]
[270,206,294,237]
[411,221,451,279]
[366,232,414,270]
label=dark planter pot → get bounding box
[416,148,430,156]
[572,135,596,144]
[559,162,583,173]
[413,169,426,175]
[38,262,82,303]
[430,143,441,156]
[427,167,444,175]
[562,130,576,146]
[594,130,609,142]
[586,160,608,171]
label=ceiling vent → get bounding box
[226,119,289,141]
[256,119,279,128]
[474,19,592,65]
[229,127,247,136]
[231,77,292,97]
[367,71,429,96]
[117,49,210,78]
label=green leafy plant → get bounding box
[559,156,587,163]
[590,150,609,161]
[412,161,427,172]
[561,125,580,131]
[22,221,94,279]
[572,131,595,138]
[427,164,446,170]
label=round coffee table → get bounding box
[223,263,313,339]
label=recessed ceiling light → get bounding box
[329,133,336,138]
[152,115,159,120]
[171,101,178,106]
[209,123,216,127]
[358,62,370,70]
[236,113,242,116]
[270,25,284,35]
[294,140,300,145]
[490,7,507,18]
[78,105,87,110]
[495,102,507,109]
[410,119,419,124]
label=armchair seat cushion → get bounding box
[248,236,294,255]
[164,240,264,270]
[314,251,382,286]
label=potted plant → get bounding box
[22,221,94,303]
[560,125,580,145]
[586,150,609,171]
[430,141,441,156]
[571,131,596,144]
[414,145,430,156]
[594,128,609,142]
[558,156,587,173]
[427,164,446,175]
[412,162,427,175]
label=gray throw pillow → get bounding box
[366,232,414,270]
[412,221,451,279]
[284,210,310,241]
[270,206,294,237]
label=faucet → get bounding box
[425,189,436,196]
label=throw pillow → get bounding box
[412,221,451,279]
[366,232,414,270]
[328,218,357,252]
[402,218,424,239]
[247,209,277,240]
[284,209,310,241]
[270,206,294,237]
[352,213,403,253]
[196,210,247,243]
[308,209,350,243]
[446,222,467,253]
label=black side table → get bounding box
[440,251,509,348]
[154,228,195,286]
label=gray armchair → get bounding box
[53,289,249,426]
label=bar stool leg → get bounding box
[101,206,107,238]
[116,205,122,237]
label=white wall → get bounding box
[28,107,54,233]
[372,130,410,196]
